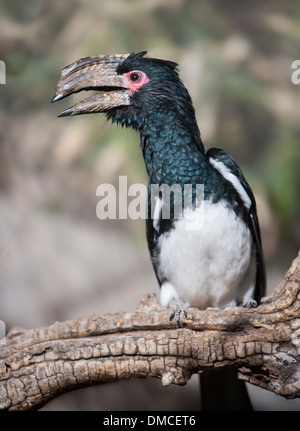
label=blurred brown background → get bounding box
[0,0,299,411]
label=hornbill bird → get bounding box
[52,51,266,410]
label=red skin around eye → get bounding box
[121,71,149,94]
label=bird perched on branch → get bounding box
[52,51,266,410]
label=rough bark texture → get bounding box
[0,251,300,411]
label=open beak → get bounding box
[52,54,130,117]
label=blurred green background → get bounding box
[0,0,299,411]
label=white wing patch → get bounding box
[153,196,162,231]
[209,158,252,209]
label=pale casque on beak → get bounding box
[52,54,131,117]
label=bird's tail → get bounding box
[199,369,252,411]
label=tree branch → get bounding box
[0,251,300,411]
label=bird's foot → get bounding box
[240,299,257,309]
[169,299,189,324]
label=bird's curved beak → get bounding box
[52,54,130,117]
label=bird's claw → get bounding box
[240,299,257,309]
[169,299,188,324]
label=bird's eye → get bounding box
[129,72,141,82]
[123,70,148,91]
